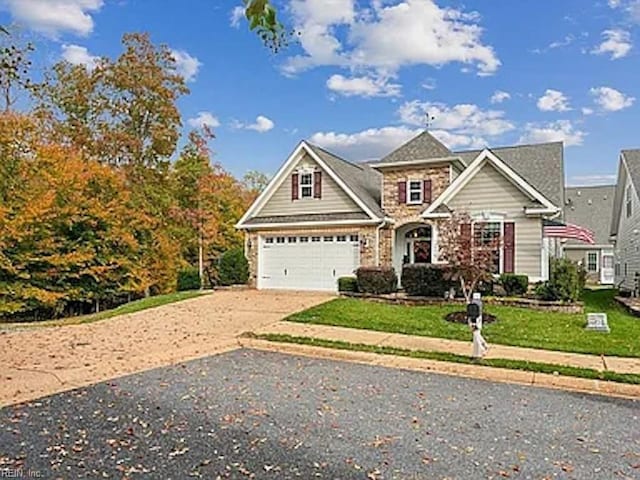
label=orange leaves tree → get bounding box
[438,212,502,303]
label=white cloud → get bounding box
[230,5,245,28]
[568,174,617,186]
[326,73,401,97]
[607,0,640,22]
[590,86,635,111]
[310,125,423,160]
[0,0,103,37]
[61,44,98,70]
[283,0,499,78]
[421,77,437,90]
[187,111,220,129]
[519,120,585,146]
[397,100,514,137]
[591,29,632,59]
[309,125,487,160]
[490,90,510,104]
[170,49,202,82]
[537,89,571,112]
[581,107,594,115]
[232,115,275,133]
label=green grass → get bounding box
[248,333,640,385]
[0,290,207,328]
[286,289,640,358]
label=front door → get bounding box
[601,253,614,285]
[413,240,431,263]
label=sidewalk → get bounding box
[255,322,640,375]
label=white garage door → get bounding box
[259,233,360,291]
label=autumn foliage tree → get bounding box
[438,212,502,303]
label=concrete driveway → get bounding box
[0,290,333,407]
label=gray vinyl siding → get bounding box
[614,171,640,291]
[446,162,543,279]
[258,153,362,217]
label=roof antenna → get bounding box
[425,112,435,130]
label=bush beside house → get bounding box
[218,248,249,286]
[356,267,397,295]
[338,276,358,292]
[499,274,529,297]
[535,258,585,302]
[401,264,452,297]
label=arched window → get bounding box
[404,226,432,263]
[405,227,431,239]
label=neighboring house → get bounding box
[563,185,616,285]
[610,149,640,294]
[236,131,566,291]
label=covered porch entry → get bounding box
[392,223,439,282]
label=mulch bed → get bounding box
[445,311,498,325]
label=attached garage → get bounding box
[258,233,360,291]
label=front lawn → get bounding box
[286,289,640,358]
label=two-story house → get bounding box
[610,149,640,294]
[236,131,565,291]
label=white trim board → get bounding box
[240,219,382,230]
[236,141,380,229]
[422,149,560,218]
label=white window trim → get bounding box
[587,251,599,272]
[407,179,423,205]
[471,218,504,275]
[298,170,314,199]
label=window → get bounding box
[337,235,347,242]
[324,236,333,242]
[300,236,309,243]
[265,237,274,244]
[311,236,321,242]
[276,236,285,244]
[626,185,632,218]
[587,252,598,272]
[615,262,621,276]
[408,180,422,204]
[300,172,313,199]
[350,234,359,242]
[473,222,501,274]
[288,236,297,243]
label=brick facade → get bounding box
[381,165,451,225]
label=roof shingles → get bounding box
[565,185,615,245]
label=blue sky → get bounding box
[1,0,639,186]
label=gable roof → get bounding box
[423,149,560,218]
[379,130,452,164]
[565,185,615,245]
[305,143,384,219]
[611,149,640,236]
[236,141,383,228]
[456,142,564,208]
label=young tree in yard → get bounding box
[242,170,270,198]
[438,211,502,303]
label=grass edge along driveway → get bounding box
[285,290,640,358]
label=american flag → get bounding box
[543,219,595,244]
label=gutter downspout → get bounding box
[375,217,394,266]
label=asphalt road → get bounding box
[1,349,639,479]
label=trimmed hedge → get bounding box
[177,267,201,291]
[338,276,358,292]
[499,274,529,297]
[219,248,249,286]
[401,264,452,297]
[356,267,397,295]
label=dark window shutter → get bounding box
[397,181,407,204]
[291,173,299,200]
[461,223,472,251]
[423,179,432,204]
[503,222,515,273]
[314,171,322,199]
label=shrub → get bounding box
[499,274,529,297]
[356,267,397,295]
[177,267,201,291]
[535,258,583,302]
[338,276,358,292]
[218,248,249,286]
[401,264,452,297]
